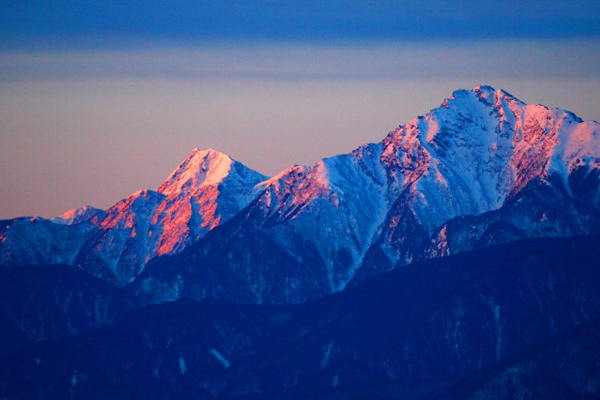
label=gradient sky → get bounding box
[1,1,599,218]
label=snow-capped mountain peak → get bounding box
[157,148,238,195]
[71,147,271,283]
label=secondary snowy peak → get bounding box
[157,148,267,196]
[50,205,105,225]
[246,144,389,292]
[70,149,271,284]
[98,189,164,231]
[150,148,268,254]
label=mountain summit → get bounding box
[157,148,265,196]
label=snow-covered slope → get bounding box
[244,145,390,291]
[83,148,268,283]
[369,86,600,268]
[0,217,98,267]
[50,205,106,225]
[154,148,267,254]
[381,86,599,227]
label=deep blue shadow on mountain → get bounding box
[1,235,599,399]
[0,264,138,356]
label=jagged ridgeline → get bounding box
[1,85,599,305]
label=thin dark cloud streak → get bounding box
[1,0,599,50]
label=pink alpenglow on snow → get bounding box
[1,86,599,289]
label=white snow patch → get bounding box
[321,341,334,368]
[493,305,503,361]
[387,368,395,380]
[179,357,187,375]
[158,148,234,195]
[51,205,102,225]
[210,348,231,368]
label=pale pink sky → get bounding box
[1,40,599,219]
